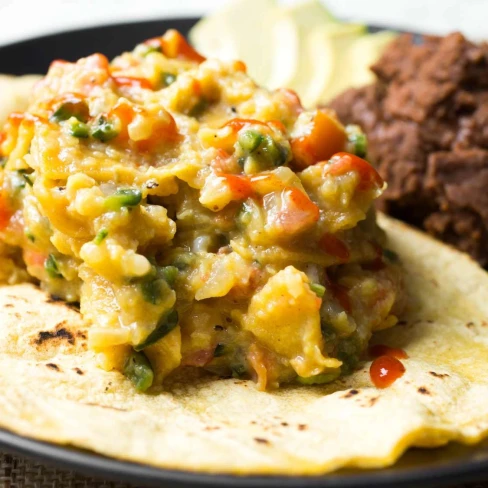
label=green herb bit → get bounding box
[104,188,142,211]
[50,100,89,123]
[134,309,179,351]
[213,343,226,358]
[238,130,263,153]
[94,229,108,245]
[24,229,35,242]
[346,124,367,158]
[188,98,208,118]
[160,72,177,88]
[0,156,7,168]
[123,350,154,392]
[297,370,340,385]
[161,265,179,288]
[383,249,399,262]
[310,283,326,298]
[69,118,90,138]
[45,254,63,279]
[91,116,119,142]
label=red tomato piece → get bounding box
[291,109,347,169]
[319,233,350,262]
[112,76,152,90]
[146,30,206,63]
[326,152,384,191]
[221,174,254,200]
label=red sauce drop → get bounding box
[369,344,408,360]
[370,355,406,388]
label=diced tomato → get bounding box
[221,174,254,200]
[326,152,384,192]
[181,348,214,367]
[319,233,350,262]
[267,187,320,235]
[84,53,110,71]
[223,118,286,135]
[0,192,12,231]
[146,30,206,63]
[233,60,247,72]
[112,76,152,90]
[276,88,303,115]
[330,283,351,314]
[291,109,347,170]
[248,343,268,391]
[23,249,46,268]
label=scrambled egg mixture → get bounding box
[0,31,404,391]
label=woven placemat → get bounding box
[1,450,488,488]
[0,452,131,488]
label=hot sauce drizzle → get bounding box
[369,344,408,388]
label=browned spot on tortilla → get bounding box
[73,368,84,375]
[397,320,407,326]
[46,363,60,371]
[250,420,257,425]
[45,296,81,313]
[204,426,221,431]
[234,380,246,385]
[427,320,434,324]
[13,313,21,319]
[4,304,13,308]
[368,397,379,407]
[482,321,488,327]
[466,321,475,328]
[7,295,27,302]
[343,389,359,398]
[35,324,75,346]
[298,424,308,431]
[430,371,450,378]
[418,387,430,395]
[83,402,127,412]
[254,437,269,445]
[281,422,289,427]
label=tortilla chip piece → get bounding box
[0,214,488,474]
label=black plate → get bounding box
[0,16,487,488]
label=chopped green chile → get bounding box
[91,116,119,142]
[21,172,33,187]
[142,44,162,56]
[45,254,63,278]
[310,282,326,298]
[346,124,367,158]
[238,130,263,152]
[160,72,177,87]
[104,189,142,211]
[94,229,108,244]
[213,343,226,357]
[231,363,247,378]
[123,350,154,392]
[161,265,179,287]
[69,119,90,138]
[261,135,288,166]
[50,100,89,123]
[24,229,35,242]
[141,278,167,305]
[297,370,340,385]
[383,249,399,262]
[134,309,179,351]
[172,253,196,270]
[188,98,208,118]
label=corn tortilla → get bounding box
[0,214,486,474]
